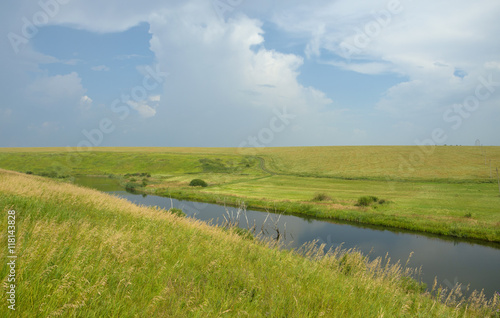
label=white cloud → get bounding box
[147,2,333,136]
[91,65,110,71]
[2,0,498,146]
[79,95,93,111]
[324,60,397,75]
[26,72,87,108]
[127,95,159,118]
[149,95,160,102]
[273,0,500,125]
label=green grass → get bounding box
[0,149,262,177]
[259,146,500,181]
[156,173,500,241]
[1,169,499,317]
[1,146,500,242]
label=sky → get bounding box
[1,0,499,148]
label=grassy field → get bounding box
[1,169,499,317]
[0,146,499,242]
[259,146,500,181]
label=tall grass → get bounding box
[1,169,499,317]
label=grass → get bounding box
[1,169,499,317]
[0,146,499,242]
[259,146,500,181]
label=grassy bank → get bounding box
[1,169,499,317]
[1,146,499,243]
[154,174,500,242]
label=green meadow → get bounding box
[1,169,499,317]
[0,146,499,242]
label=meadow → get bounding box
[0,146,499,242]
[1,169,499,317]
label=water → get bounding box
[74,176,500,297]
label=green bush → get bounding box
[37,164,71,179]
[125,172,151,177]
[189,179,208,187]
[312,193,331,201]
[356,196,379,207]
[125,182,141,192]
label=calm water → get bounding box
[74,176,500,297]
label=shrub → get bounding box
[312,193,331,201]
[356,196,379,207]
[189,179,208,187]
[37,164,71,179]
[125,172,150,177]
[125,182,141,192]
[464,212,472,218]
[26,171,33,175]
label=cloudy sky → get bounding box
[1,0,499,148]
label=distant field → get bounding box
[1,146,499,241]
[0,149,262,176]
[1,145,499,181]
[257,146,500,181]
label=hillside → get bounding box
[1,146,499,181]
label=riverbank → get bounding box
[138,180,499,243]
[1,169,499,317]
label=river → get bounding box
[73,176,500,297]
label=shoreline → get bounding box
[133,184,500,244]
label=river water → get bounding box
[73,176,500,297]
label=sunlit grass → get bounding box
[1,169,499,317]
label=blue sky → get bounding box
[1,0,499,147]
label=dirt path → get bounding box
[256,156,276,175]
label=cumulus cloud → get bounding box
[275,3,500,84]
[1,0,498,146]
[272,0,500,145]
[137,1,335,145]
